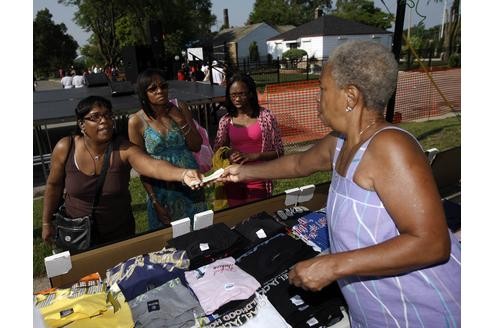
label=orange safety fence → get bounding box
[259,68,460,146]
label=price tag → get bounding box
[256,229,267,239]
[199,243,210,251]
[290,295,304,306]
[306,317,319,326]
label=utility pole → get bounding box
[386,0,407,123]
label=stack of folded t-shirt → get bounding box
[35,273,134,328]
[291,210,330,253]
[128,277,204,328]
[167,223,247,269]
[185,257,260,315]
[235,232,318,283]
[259,268,346,328]
[233,211,286,250]
[105,247,190,302]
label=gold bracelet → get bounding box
[179,123,189,130]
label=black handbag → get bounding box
[53,139,113,253]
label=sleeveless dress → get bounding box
[141,115,206,230]
[327,127,461,328]
[64,136,135,245]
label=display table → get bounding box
[49,182,330,289]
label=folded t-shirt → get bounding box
[167,223,245,269]
[259,269,345,328]
[236,233,318,283]
[106,247,189,301]
[129,277,204,328]
[185,257,260,315]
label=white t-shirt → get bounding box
[72,75,85,88]
[61,76,73,89]
[211,66,224,85]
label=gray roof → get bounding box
[213,23,295,45]
[267,15,391,41]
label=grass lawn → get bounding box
[32,115,460,278]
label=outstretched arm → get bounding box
[218,133,336,182]
[121,139,203,188]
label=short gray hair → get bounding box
[327,40,398,111]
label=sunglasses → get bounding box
[83,112,114,123]
[147,82,168,93]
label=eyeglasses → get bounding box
[230,92,248,99]
[147,82,168,93]
[83,112,114,123]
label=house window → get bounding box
[287,42,298,49]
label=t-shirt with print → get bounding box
[291,211,330,253]
[105,247,189,301]
[185,257,260,315]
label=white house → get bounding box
[212,23,294,64]
[267,15,392,60]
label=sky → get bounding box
[33,0,447,48]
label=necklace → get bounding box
[83,138,105,175]
[359,120,379,136]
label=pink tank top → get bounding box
[228,121,264,189]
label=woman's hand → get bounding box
[42,224,54,245]
[153,202,172,227]
[182,169,203,189]
[229,151,258,164]
[168,102,188,127]
[216,164,244,183]
[288,255,338,292]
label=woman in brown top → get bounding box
[41,95,203,248]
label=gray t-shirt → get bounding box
[129,277,204,328]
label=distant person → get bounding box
[33,75,37,92]
[211,60,225,85]
[72,70,86,88]
[60,72,73,89]
[42,95,203,250]
[201,64,210,83]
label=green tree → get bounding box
[60,0,216,67]
[432,0,460,58]
[283,48,308,68]
[33,9,79,78]
[333,0,394,29]
[248,0,332,26]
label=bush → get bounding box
[282,49,308,69]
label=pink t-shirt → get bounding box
[184,257,261,315]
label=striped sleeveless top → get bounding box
[327,126,461,327]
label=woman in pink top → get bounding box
[214,73,284,207]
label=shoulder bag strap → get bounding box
[90,139,113,216]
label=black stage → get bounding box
[33,80,226,184]
[34,80,226,125]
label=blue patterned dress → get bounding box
[142,116,206,230]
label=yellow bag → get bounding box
[212,147,231,211]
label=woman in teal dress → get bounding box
[128,68,206,230]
